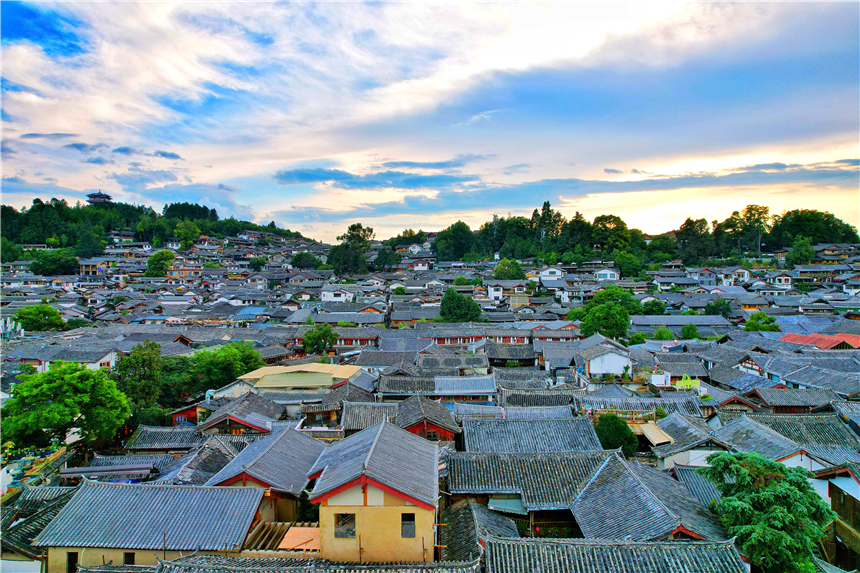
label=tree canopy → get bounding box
[144,249,175,277]
[112,340,163,410]
[493,257,526,280]
[2,362,131,447]
[785,236,815,269]
[291,252,321,269]
[249,256,268,272]
[433,221,475,261]
[704,298,734,319]
[681,323,700,339]
[580,302,629,339]
[440,288,482,322]
[745,311,780,332]
[14,304,68,331]
[303,323,339,354]
[190,342,264,391]
[29,250,80,275]
[699,452,835,573]
[594,413,638,457]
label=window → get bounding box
[123,553,135,565]
[426,431,438,441]
[401,513,416,538]
[67,552,79,573]
[335,513,356,538]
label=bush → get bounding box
[594,413,638,457]
[652,327,674,341]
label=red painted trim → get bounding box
[308,470,323,480]
[667,525,705,540]
[309,475,435,511]
[218,471,271,488]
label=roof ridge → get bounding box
[364,420,386,469]
[621,457,682,532]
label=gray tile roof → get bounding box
[751,387,841,407]
[712,414,805,460]
[441,500,519,562]
[33,481,264,550]
[571,455,726,541]
[446,451,613,510]
[309,421,439,507]
[394,395,461,434]
[578,395,703,417]
[484,341,535,360]
[416,354,489,371]
[717,412,860,464]
[483,537,746,573]
[652,413,711,458]
[497,386,584,407]
[673,464,722,508]
[205,429,324,495]
[147,437,236,485]
[126,425,206,452]
[197,392,285,432]
[462,418,601,453]
[341,401,398,431]
[3,488,77,559]
[155,555,481,573]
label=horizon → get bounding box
[2,2,859,242]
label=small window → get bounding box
[67,552,79,573]
[123,553,135,566]
[401,513,416,538]
[335,513,356,538]
[426,431,438,441]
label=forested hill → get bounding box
[0,199,308,259]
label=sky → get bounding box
[1,1,858,242]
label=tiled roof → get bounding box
[155,555,480,573]
[483,537,746,573]
[461,418,600,453]
[441,500,519,562]
[673,464,722,508]
[497,386,584,407]
[33,481,264,550]
[571,455,725,541]
[126,425,206,452]
[446,451,613,510]
[484,341,535,360]
[577,395,703,417]
[394,395,461,434]
[196,392,285,432]
[341,402,398,431]
[309,421,439,507]
[751,387,841,407]
[205,429,324,495]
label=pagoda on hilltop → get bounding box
[86,190,112,204]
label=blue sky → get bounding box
[1,1,858,241]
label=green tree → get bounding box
[30,250,79,276]
[337,223,375,251]
[433,221,474,261]
[676,217,714,265]
[770,209,859,248]
[190,342,264,390]
[1,237,23,262]
[592,214,630,253]
[785,236,815,269]
[440,288,482,322]
[144,250,175,277]
[453,276,469,286]
[249,256,268,272]
[74,229,105,258]
[158,356,195,406]
[175,220,201,250]
[741,204,771,257]
[291,252,321,269]
[681,323,699,339]
[14,304,67,331]
[745,311,779,332]
[589,286,643,316]
[65,318,91,330]
[494,258,526,280]
[392,286,407,295]
[628,332,648,345]
[580,302,629,339]
[2,362,131,447]
[642,300,666,316]
[112,340,163,409]
[594,413,638,457]
[613,250,642,278]
[328,243,367,275]
[303,323,339,354]
[698,452,835,573]
[704,298,734,319]
[204,261,223,269]
[652,327,674,340]
[373,248,401,271]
